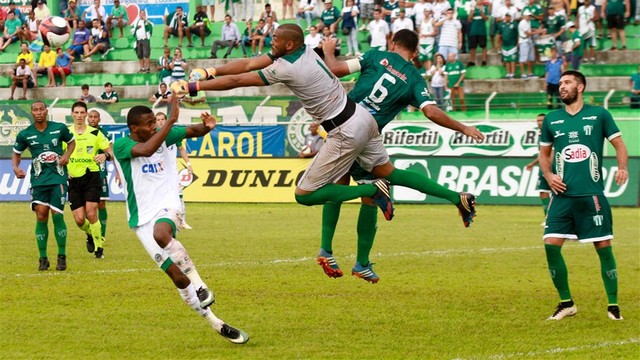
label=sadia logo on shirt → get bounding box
[562,144,591,163]
[37,151,59,163]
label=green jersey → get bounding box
[382,0,399,23]
[13,121,74,187]
[544,14,565,38]
[349,51,436,130]
[540,105,621,196]
[469,6,488,36]
[110,5,128,21]
[522,4,543,28]
[456,0,472,19]
[97,126,112,179]
[497,20,518,47]
[444,60,466,88]
[570,30,584,57]
[100,91,119,102]
[113,127,186,228]
[605,0,626,15]
[66,125,110,178]
[321,6,341,26]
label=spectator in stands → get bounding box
[577,0,597,63]
[240,0,256,22]
[368,8,390,51]
[282,0,294,20]
[24,11,39,42]
[64,0,81,30]
[497,0,520,22]
[342,0,360,56]
[17,42,35,70]
[298,122,323,158]
[82,0,105,23]
[157,47,173,86]
[467,1,489,66]
[33,0,51,23]
[78,84,97,103]
[455,0,472,54]
[427,53,447,110]
[188,5,211,47]
[518,10,542,78]
[488,0,503,53]
[297,0,318,30]
[149,82,172,104]
[250,19,266,56]
[0,11,24,52]
[382,0,400,24]
[107,0,128,39]
[97,82,118,104]
[37,44,56,87]
[202,0,215,24]
[9,58,34,100]
[82,18,113,62]
[170,47,187,82]
[164,5,193,48]
[630,65,640,109]
[496,12,518,79]
[183,90,206,105]
[304,25,322,48]
[392,8,414,34]
[53,46,73,87]
[544,6,566,56]
[359,0,375,31]
[260,3,278,22]
[7,2,26,24]
[132,9,152,73]
[67,20,90,58]
[257,15,279,55]
[418,9,437,70]
[601,0,629,50]
[563,22,583,70]
[211,15,241,59]
[318,0,341,33]
[320,25,341,56]
[551,0,569,19]
[432,0,451,22]
[544,47,564,109]
[437,8,462,60]
[240,20,254,57]
[444,52,466,111]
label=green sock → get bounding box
[356,204,377,266]
[596,246,618,305]
[89,221,103,249]
[386,168,459,204]
[541,196,550,216]
[98,207,108,238]
[545,244,572,301]
[296,184,376,206]
[79,218,90,233]
[321,202,342,253]
[52,213,67,256]
[35,220,49,258]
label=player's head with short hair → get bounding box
[271,24,304,57]
[31,101,48,123]
[392,29,419,53]
[559,70,586,105]
[536,113,545,128]
[87,110,101,127]
[71,101,88,125]
[155,111,168,126]
[127,106,157,141]
[72,101,88,113]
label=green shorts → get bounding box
[536,174,550,193]
[418,43,435,62]
[501,45,518,63]
[31,184,67,213]
[100,175,110,200]
[543,194,613,243]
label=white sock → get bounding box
[177,283,208,317]
[186,269,206,290]
[204,310,224,331]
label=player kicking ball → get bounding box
[112,96,249,344]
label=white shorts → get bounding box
[297,103,389,191]
[519,41,534,62]
[133,208,183,269]
[201,0,216,5]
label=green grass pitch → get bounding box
[0,202,638,359]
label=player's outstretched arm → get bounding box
[610,136,629,186]
[185,112,216,138]
[321,38,352,78]
[422,105,484,141]
[174,72,266,96]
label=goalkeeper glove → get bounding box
[189,67,217,82]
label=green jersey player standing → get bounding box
[12,101,76,271]
[539,70,629,321]
[316,29,485,283]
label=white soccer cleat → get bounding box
[547,301,577,320]
[607,305,624,320]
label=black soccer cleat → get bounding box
[608,305,624,320]
[457,192,476,228]
[218,323,250,344]
[371,179,394,221]
[94,247,104,259]
[38,257,50,271]
[547,300,577,320]
[197,287,215,309]
[86,233,95,253]
[56,255,67,271]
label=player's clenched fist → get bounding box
[170,80,190,97]
[189,68,217,82]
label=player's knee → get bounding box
[295,192,313,206]
[165,239,194,274]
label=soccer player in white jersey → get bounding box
[112,96,249,344]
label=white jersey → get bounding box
[412,2,431,25]
[258,46,347,121]
[392,17,415,33]
[491,0,505,17]
[577,5,596,38]
[518,18,531,44]
[367,19,390,48]
[438,18,461,47]
[304,33,322,48]
[419,19,436,45]
[432,1,451,21]
[498,5,520,20]
[113,127,185,228]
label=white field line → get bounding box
[452,338,640,360]
[4,244,634,279]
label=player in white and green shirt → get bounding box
[317,29,484,282]
[66,102,111,259]
[12,101,75,271]
[113,98,249,344]
[539,70,629,321]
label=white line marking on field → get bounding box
[452,338,640,360]
[4,244,633,279]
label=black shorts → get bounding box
[68,171,101,210]
[136,38,151,59]
[469,35,487,49]
[606,14,625,29]
[16,79,35,88]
